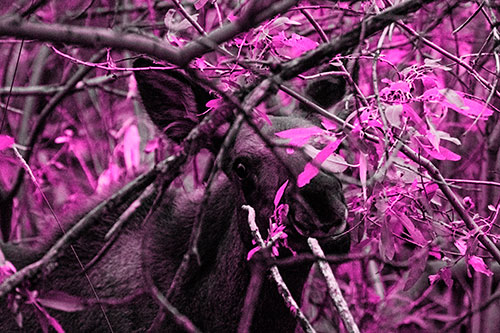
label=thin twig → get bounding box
[83,184,157,272]
[0,159,158,298]
[0,0,299,67]
[11,145,115,332]
[242,205,316,333]
[278,0,437,81]
[166,114,244,299]
[8,50,107,201]
[307,238,360,333]
[144,266,201,333]
[397,22,500,99]
[0,73,130,96]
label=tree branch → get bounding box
[308,238,360,333]
[277,0,437,81]
[0,16,181,64]
[0,70,236,298]
[0,0,299,67]
[242,205,316,333]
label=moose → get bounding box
[0,58,349,332]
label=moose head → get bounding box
[134,58,349,331]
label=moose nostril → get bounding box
[320,224,334,233]
[319,218,344,234]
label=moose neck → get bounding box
[145,181,311,332]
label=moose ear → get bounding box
[301,65,346,111]
[133,58,213,143]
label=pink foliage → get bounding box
[0,135,14,151]
[0,1,499,332]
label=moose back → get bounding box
[0,59,349,332]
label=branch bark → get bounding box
[0,0,299,67]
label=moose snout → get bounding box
[290,177,347,239]
[292,205,347,239]
[318,210,347,235]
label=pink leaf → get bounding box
[46,316,65,333]
[321,118,337,130]
[468,256,493,276]
[429,247,442,259]
[429,267,453,287]
[194,58,207,71]
[422,144,461,161]
[32,302,65,333]
[206,97,224,110]
[274,180,289,207]
[441,267,453,288]
[194,0,209,10]
[424,183,439,199]
[54,136,70,144]
[428,273,439,285]
[460,94,495,119]
[266,17,301,34]
[127,75,137,100]
[96,163,123,194]
[247,246,261,261]
[455,239,467,256]
[402,105,427,134]
[272,32,318,58]
[297,163,319,188]
[359,152,367,200]
[398,214,427,246]
[385,104,403,127]
[145,138,160,153]
[421,75,438,90]
[390,80,411,92]
[426,120,440,152]
[0,135,14,151]
[309,140,341,168]
[123,125,141,174]
[432,89,494,119]
[0,261,16,283]
[297,140,340,187]
[55,129,74,144]
[439,88,465,112]
[383,48,407,64]
[319,153,348,173]
[379,216,395,261]
[275,126,323,147]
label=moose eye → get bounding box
[234,161,249,179]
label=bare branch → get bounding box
[0,17,181,64]
[0,73,130,96]
[277,0,437,81]
[0,0,299,67]
[307,238,360,333]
